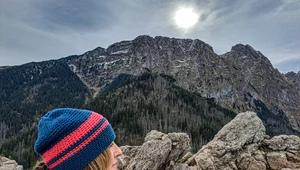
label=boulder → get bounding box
[118,111,300,170]
[118,130,190,170]
[0,157,23,170]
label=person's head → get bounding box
[34,108,122,170]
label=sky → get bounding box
[0,0,299,73]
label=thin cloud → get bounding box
[274,58,300,73]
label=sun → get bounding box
[174,8,199,29]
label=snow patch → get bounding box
[68,64,76,72]
[110,49,129,55]
[103,59,120,69]
[176,59,186,63]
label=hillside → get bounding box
[0,60,90,168]
[85,72,236,151]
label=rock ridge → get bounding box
[65,35,300,134]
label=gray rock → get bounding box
[213,111,266,148]
[186,111,266,169]
[284,71,300,92]
[120,130,190,170]
[117,145,141,169]
[264,135,300,169]
[66,35,300,133]
[118,111,300,170]
[263,135,300,151]
[0,157,23,170]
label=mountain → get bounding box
[0,35,299,169]
[221,45,300,133]
[65,35,300,135]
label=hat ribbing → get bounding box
[34,108,115,170]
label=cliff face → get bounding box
[284,71,300,92]
[118,111,300,170]
[65,35,300,133]
[221,45,300,132]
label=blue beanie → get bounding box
[34,108,116,170]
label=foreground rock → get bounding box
[118,111,300,170]
[0,157,23,170]
[118,130,191,170]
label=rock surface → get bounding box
[118,130,190,170]
[66,35,300,133]
[118,111,300,170]
[284,71,300,92]
[0,157,23,170]
[221,45,300,132]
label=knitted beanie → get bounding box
[34,108,116,170]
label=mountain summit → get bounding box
[66,35,300,133]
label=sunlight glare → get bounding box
[175,8,199,29]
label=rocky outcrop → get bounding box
[284,71,300,92]
[118,111,300,170]
[118,130,191,170]
[0,157,23,170]
[221,45,300,133]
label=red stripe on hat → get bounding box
[49,120,109,169]
[43,112,103,164]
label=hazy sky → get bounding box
[0,0,299,73]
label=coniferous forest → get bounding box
[85,73,236,151]
[0,61,90,168]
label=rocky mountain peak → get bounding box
[128,35,215,54]
[82,46,106,58]
[65,35,300,133]
[222,43,275,74]
[231,43,255,51]
[230,44,263,61]
[107,40,133,55]
[134,34,153,41]
[221,43,300,132]
[153,36,214,53]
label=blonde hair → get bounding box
[33,148,111,170]
[82,148,112,170]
